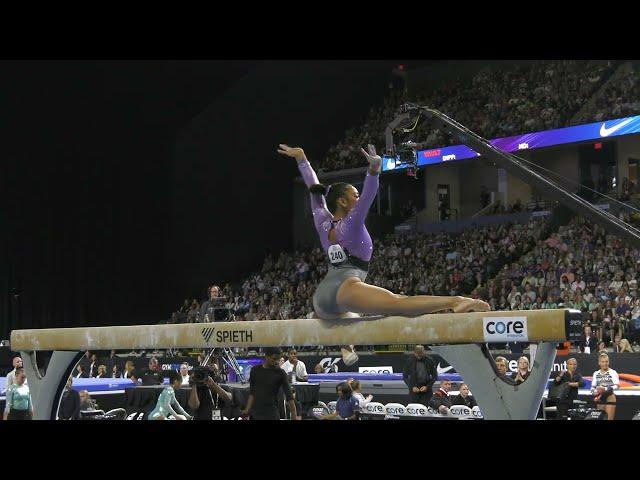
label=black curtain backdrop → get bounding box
[1,60,400,339]
[1,61,252,338]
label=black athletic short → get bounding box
[597,389,615,403]
[7,409,31,420]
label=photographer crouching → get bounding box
[188,363,233,420]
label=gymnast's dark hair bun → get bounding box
[309,182,351,214]
[309,183,328,196]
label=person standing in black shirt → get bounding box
[403,345,438,405]
[58,377,81,420]
[552,357,585,419]
[242,347,298,420]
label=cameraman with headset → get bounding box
[188,363,233,420]
[199,285,229,322]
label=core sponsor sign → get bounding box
[483,317,528,343]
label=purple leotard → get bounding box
[297,160,379,261]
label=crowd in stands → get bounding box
[321,60,640,173]
[166,211,640,353]
[366,217,547,300]
[572,63,640,125]
[474,216,640,348]
[487,198,535,215]
[471,197,551,217]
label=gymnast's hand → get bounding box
[360,144,382,174]
[277,144,306,162]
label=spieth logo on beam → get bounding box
[201,327,254,345]
[201,327,215,343]
[482,317,528,343]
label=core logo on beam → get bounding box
[483,317,528,343]
[201,327,254,345]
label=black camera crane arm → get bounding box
[384,109,420,156]
[385,104,640,248]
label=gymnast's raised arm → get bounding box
[277,144,331,227]
[347,144,381,225]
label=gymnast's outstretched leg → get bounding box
[336,278,490,317]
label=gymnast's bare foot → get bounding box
[341,345,359,366]
[453,297,491,313]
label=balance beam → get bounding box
[10,309,582,420]
[11,309,582,352]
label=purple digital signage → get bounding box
[382,115,640,172]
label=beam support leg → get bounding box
[431,342,556,420]
[21,350,84,420]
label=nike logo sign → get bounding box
[600,118,634,137]
[437,363,453,375]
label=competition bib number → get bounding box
[328,244,347,264]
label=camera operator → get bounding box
[199,285,229,322]
[188,364,233,420]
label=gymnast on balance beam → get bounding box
[278,143,490,361]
